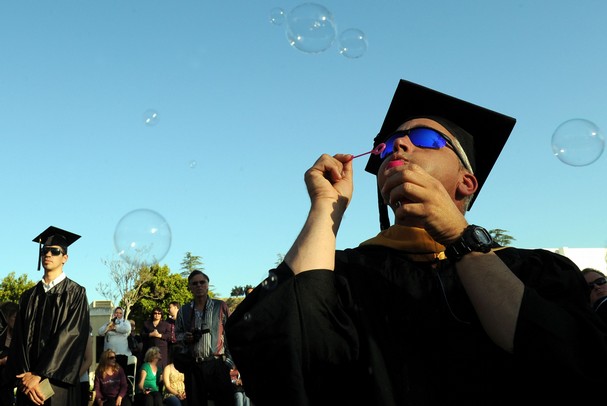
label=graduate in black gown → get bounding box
[10,226,90,405]
[226,79,607,406]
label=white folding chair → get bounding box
[126,355,138,401]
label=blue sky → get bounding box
[2,0,606,302]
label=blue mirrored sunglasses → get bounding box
[380,127,469,170]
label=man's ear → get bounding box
[457,172,478,198]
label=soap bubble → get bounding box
[551,119,605,166]
[286,3,336,54]
[189,160,197,169]
[269,7,285,26]
[143,109,159,126]
[114,208,172,266]
[338,28,367,58]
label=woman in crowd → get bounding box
[162,345,187,406]
[94,349,131,406]
[141,307,171,370]
[135,346,163,406]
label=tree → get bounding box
[230,285,254,297]
[0,272,36,303]
[96,256,154,320]
[180,252,204,277]
[489,229,516,246]
[128,264,191,326]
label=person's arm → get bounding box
[115,320,131,335]
[93,373,104,404]
[454,251,523,352]
[117,367,128,399]
[285,154,353,275]
[98,322,111,336]
[162,365,178,395]
[137,366,148,392]
[384,162,523,352]
[79,334,94,377]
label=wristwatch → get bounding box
[445,225,493,262]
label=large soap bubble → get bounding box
[551,118,605,166]
[286,3,336,54]
[114,208,172,266]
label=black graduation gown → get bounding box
[226,246,607,406]
[10,278,89,405]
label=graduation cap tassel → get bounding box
[378,187,390,231]
[37,239,42,271]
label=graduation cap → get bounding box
[33,226,81,270]
[365,79,516,230]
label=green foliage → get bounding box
[180,252,204,277]
[0,272,36,302]
[489,229,516,246]
[128,264,191,327]
[230,285,254,297]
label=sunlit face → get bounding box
[114,308,124,320]
[189,275,209,297]
[376,118,476,216]
[40,245,67,272]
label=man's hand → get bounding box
[16,372,45,405]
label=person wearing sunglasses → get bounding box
[10,226,90,405]
[141,308,172,371]
[94,350,132,406]
[174,270,234,406]
[582,268,607,324]
[226,79,607,405]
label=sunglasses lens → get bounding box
[41,248,63,256]
[379,128,447,159]
[408,128,447,149]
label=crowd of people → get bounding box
[0,227,252,406]
[2,78,607,406]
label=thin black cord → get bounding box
[434,267,471,325]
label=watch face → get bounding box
[473,227,492,245]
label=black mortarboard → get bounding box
[32,226,81,270]
[365,79,516,229]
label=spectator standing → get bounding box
[141,308,171,370]
[175,270,234,406]
[99,307,132,358]
[11,226,89,405]
[166,302,179,364]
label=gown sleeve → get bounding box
[226,264,361,406]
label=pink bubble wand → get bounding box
[349,143,386,160]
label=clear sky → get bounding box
[2,0,606,302]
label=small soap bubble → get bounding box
[338,28,367,59]
[143,109,159,126]
[261,271,278,290]
[551,118,605,166]
[286,3,336,54]
[114,208,172,267]
[269,7,285,26]
[189,160,197,169]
